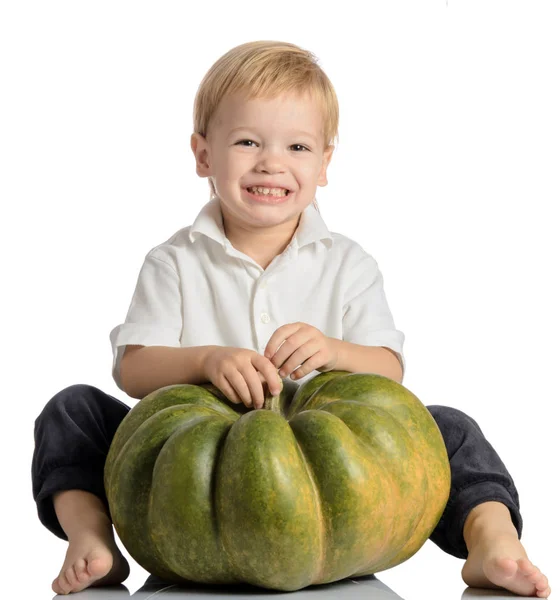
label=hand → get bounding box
[264,322,339,381]
[202,346,282,410]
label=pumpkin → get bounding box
[104,371,450,591]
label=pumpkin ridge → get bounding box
[106,403,234,494]
[105,385,238,493]
[108,408,219,578]
[149,415,240,582]
[296,373,451,575]
[289,409,396,582]
[215,410,323,590]
[290,430,327,584]
[322,400,429,572]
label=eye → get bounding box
[235,140,309,152]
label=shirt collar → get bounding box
[188,196,333,251]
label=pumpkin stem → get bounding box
[262,373,283,413]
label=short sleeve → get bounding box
[342,256,406,377]
[109,250,182,391]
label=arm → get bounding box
[330,339,404,384]
[340,253,406,384]
[120,344,218,400]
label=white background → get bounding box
[2,1,558,599]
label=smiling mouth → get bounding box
[244,186,291,196]
[243,187,294,203]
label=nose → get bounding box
[255,145,286,174]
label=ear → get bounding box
[317,144,335,187]
[191,132,213,178]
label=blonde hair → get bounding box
[192,40,339,212]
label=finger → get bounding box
[254,355,283,398]
[219,374,244,405]
[264,322,303,359]
[242,366,267,410]
[270,329,314,369]
[226,370,254,407]
[285,348,326,380]
[253,356,281,397]
[278,341,321,377]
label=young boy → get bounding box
[32,41,550,597]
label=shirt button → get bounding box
[260,281,268,289]
[260,312,270,324]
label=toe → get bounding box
[65,566,79,590]
[528,569,545,585]
[51,577,64,595]
[518,558,537,575]
[74,558,89,584]
[86,553,111,578]
[57,573,72,595]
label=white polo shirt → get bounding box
[110,197,406,392]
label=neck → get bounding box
[221,208,300,269]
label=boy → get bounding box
[32,40,550,597]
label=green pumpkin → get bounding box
[104,371,450,591]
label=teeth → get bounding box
[247,186,288,196]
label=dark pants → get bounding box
[31,384,523,560]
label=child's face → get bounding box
[191,91,334,232]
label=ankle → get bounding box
[54,490,113,540]
[463,501,518,551]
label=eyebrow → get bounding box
[228,126,317,142]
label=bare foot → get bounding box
[462,531,551,598]
[52,528,130,595]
